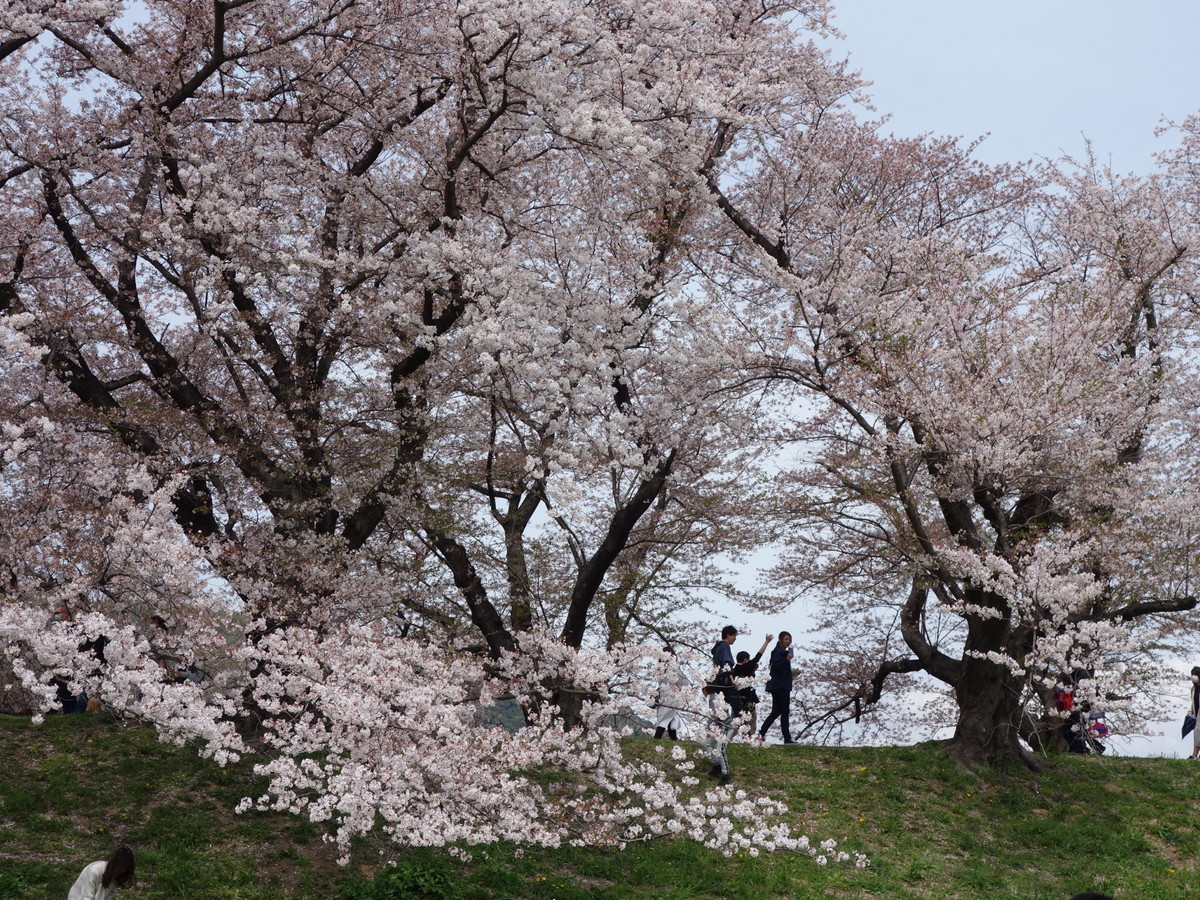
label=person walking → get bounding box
[705,625,743,786]
[1187,665,1200,759]
[652,645,690,740]
[758,632,797,744]
[67,846,135,900]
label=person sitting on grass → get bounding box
[67,845,135,900]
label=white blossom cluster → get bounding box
[1,610,867,865]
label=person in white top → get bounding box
[652,645,691,740]
[67,846,135,900]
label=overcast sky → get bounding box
[827,0,1200,173]
[731,1,1200,758]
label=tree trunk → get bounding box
[943,598,1041,769]
[946,657,1028,766]
[550,683,596,731]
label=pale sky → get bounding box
[828,0,1200,173]
[731,1,1200,758]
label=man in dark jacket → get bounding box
[707,626,771,786]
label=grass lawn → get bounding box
[1,713,1196,899]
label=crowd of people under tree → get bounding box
[40,603,1123,769]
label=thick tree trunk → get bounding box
[943,597,1042,769]
[947,658,1027,766]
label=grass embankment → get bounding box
[0,713,1196,899]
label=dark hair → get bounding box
[735,651,749,663]
[721,625,738,639]
[777,631,792,643]
[1191,666,1200,678]
[102,846,135,889]
[663,645,674,655]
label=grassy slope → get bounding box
[1,713,1197,900]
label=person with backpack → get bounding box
[705,625,744,786]
[1054,679,1090,753]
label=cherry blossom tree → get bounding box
[0,0,836,676]
[708,114,1200,765]
[0,0,876,859]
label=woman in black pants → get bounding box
[758,632,796,744]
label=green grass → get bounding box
[1,713,1196,899]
